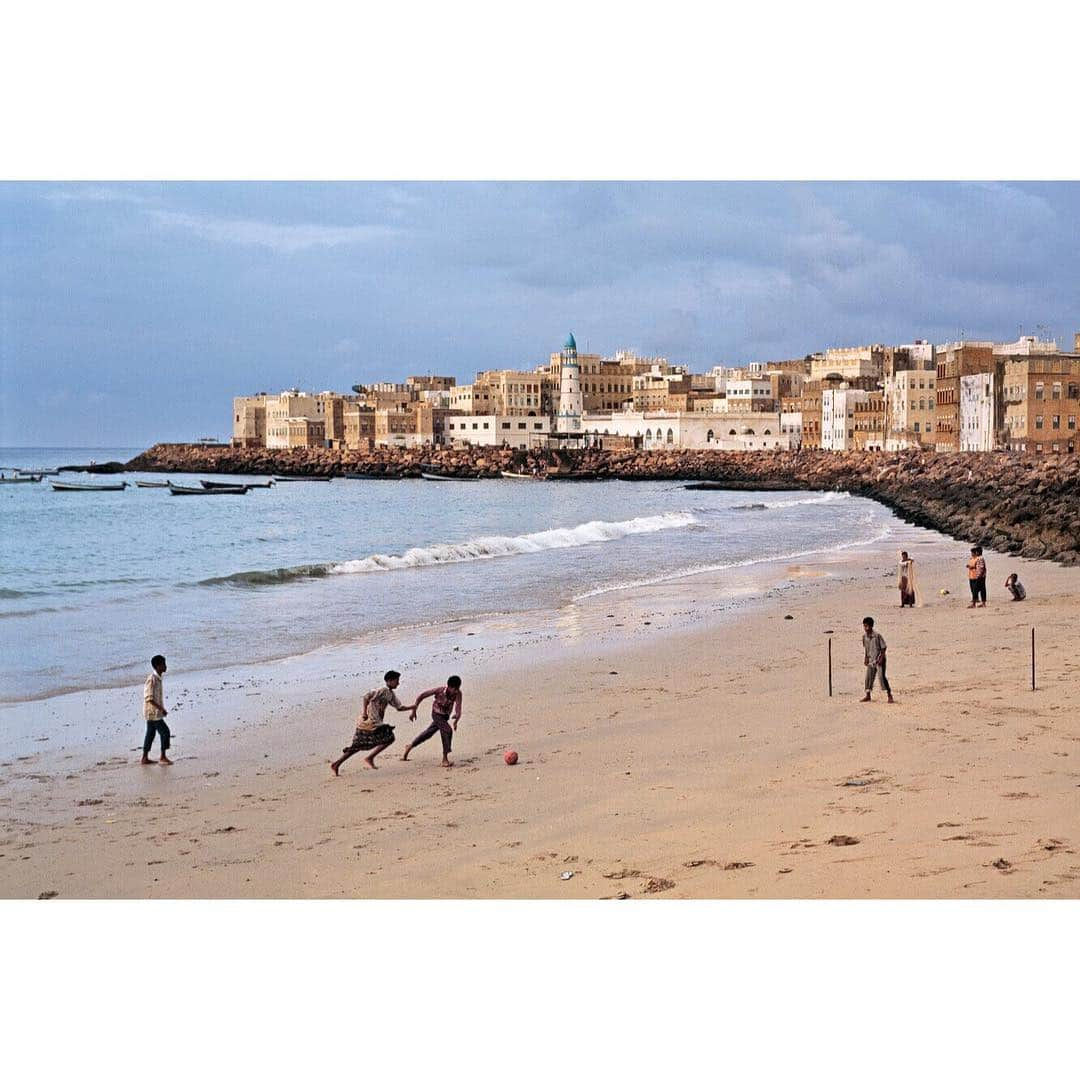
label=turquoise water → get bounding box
[0,447,895,702]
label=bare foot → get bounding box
[860,695,872,703]
[887,696,896,704]
[159,756,173,766]
[401,753,411,761]
[330,762,340,776]
[363,758,378,769]
[140,757,154,765]
[441,760,454,768]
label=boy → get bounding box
[331,670,411,774]
[1004,572,1026,601]
[141,654,173,765]
[402,675,463,768]
[861,618,895,704]
[967,546,987,608]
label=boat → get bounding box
[169,484,248,496]
[135,480,172,488]
[0,474,43,484]
[421,471,479,481]
[500,471,546,480]
[17,467,58,476]
[343,471,400,480]
[272,474,331,482]
[683,482,728,491]
[51,480,128,492]
[201,479,274,490]
[546,471,600,481]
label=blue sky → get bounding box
[1,181,1078,447]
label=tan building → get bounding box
[232,393,268,447]
[281,416,325,448]
[811,345,888,382]
[265,390,330,449]
[1001,354,1080,454]
[885,368,937,450]
[548,348,666,414]
[406,375,456,392]
[934,343,995,452]
[852,391,886,451]
[1075,332,1080,354]
[467,369,554,416]
[783,384,823,449]
[343,403,376,450]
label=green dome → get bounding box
[564,332,577,351]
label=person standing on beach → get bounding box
[861,618,894,704]
[967,546,987,608]
[331,670,411,774]
[141,654,173,765]
[897,550,919,608]
[401,675,463,768]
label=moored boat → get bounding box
[272,475,331,482]
[421,471,480,481]
[201,479,274,490]
[51,480,128,492]
[683,482,727,491]
[343,471,400,480]
[135,480,172,488]
[17,467,59,476]
[546,471,600,481]
[0,474,43,484]
[169,484,248,496]
[500,470,545,480]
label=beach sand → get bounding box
[2,535,1078,899]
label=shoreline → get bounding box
[4,519,1078,899]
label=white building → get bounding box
[994,335,1059,356]
[959,372,997,452]
[721,377,774,411]
[444,414,551,450]
[556,332,583,434]
[821,388,870,451]
[582,410,791,451]
[779,411,803,449]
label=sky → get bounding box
[1,181,1078,447]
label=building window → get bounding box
[666,429,674,443]
[1052,383,1062,400]
[1035,383,1044,400]
[1035,416,1044,429]
[914,422,920,433]
[1053,415,1061,429]
[1069,416,1077,430]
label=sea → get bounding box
[0,447,900,705]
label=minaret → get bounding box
[556,332,583,434]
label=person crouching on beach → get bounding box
[861,618,894,704]
[1004,572,1027,601]
[402,675,463,768]
[331,670,411,774]
[141,654,173,765]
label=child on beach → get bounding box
[402,676,463,768]
[331,670,412,774]
[141,654,172,765]
[1004,572,1027,601]
[861,617,894,704]
[967,546,987,607]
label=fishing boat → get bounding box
[272,475,331,483]
[546,471,600,481]
[343,471,400,480]
[421,471,479,481]
[683,482,727,491]
[17,467,58,476]
[51,480,128,492]
[169,484,248,496]
[500,470,545,480]
[0,474,43,484]
[201,479,274,490]
[135,480,172,488]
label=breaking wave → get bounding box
[197,512,698,588]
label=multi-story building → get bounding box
[811,345,887,382]
[934,342,995,452]
[821,387,871,451]
[582,409,790,451]
[264,390,333,449]
[232,393,269,446]
[1075,332,1080,354]
[779,411,803,449]
[959,369,1004,452]
[782,383,823,449]
[885,368,937,450]
[994,335,1060,356]
[1001,354,1080,454]
[722,377,775,412]
[445,414,551,450]
[343,403,376,450]
[852,391,886,451]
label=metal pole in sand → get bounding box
[828,636,833,697]
[1031,627,1036,691]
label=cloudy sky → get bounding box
[1,181,1078,447]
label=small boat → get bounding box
[272,475,331,483]
[500,471,546,480]
[169,484,248,496]
[17,467,58,476]
[684,482,728,491]
[135,480,172,489]
[201,479,273,490]
[546,471,600,481]
[0,474,43,484]
[51,480,128,492]
[421,471,479,481]
[343,471,400,480]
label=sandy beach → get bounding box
[2,525,1078,899]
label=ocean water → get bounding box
[0,447,897,703]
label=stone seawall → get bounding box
[126,444,1080,565]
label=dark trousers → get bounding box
[865,660,891,695]
[143,719,170,755]
[969,577,987,603]
[412,714,452,755]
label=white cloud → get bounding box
[145,209,401,253]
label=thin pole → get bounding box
[1031,627,1036,691]
[828,637,833,697]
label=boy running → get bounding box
[402,676,463,768]
[141,654,173,765]
[331,670,411,774]
[861,617,895,703]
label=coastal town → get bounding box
[232,330,1080,456]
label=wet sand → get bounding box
[2,537,1078,899]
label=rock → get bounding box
[827,835,859,846]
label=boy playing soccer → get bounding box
[331,670,411,774]
[402,675,463,768]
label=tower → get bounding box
[556,332,583,434]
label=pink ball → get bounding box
[504,750,519,766]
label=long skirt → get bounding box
[344,724,395,752]
[899,576,915,607]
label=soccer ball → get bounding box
[940,588,950,596]
[504,750,519,766]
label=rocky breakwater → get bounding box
[127,444,1080,565]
